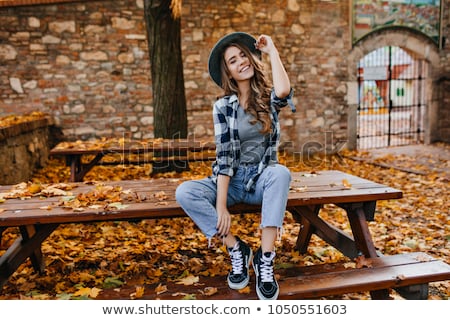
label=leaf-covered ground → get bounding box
[0,111,49,128]
[0,144,448,300]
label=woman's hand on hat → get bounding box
[255,35,277,55]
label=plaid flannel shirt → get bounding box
[211,88,295,192]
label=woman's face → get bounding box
[223,45,254,84]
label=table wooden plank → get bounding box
[0,171,402,227]
[0,170,398,195]
[0,171,402,226]
[49,139,216,181]
[50,139,216,155]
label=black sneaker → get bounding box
[253,248,279,300]
[227,237,253,290]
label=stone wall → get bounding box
[0,0,449,153]
[0,118,54,184]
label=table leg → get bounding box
[0,224,58,290]
[20,225,45,273]
[345,205,378,257]
[68,154,104,182]
[0,227,4,243]
[68,155,81,182]
[290,202,390,299]
[341,203,378,258]
[340,202,390,299]
[290,205,317,254]
[289,205,358,258]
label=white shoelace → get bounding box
[229,247,244,275]
[260,252,276,282]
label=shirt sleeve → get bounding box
[212,99,235,177]
[271,88,296,113]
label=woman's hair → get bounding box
[219,43,272,134]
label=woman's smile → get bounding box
[240,65,251,73]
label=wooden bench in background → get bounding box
[50,138,216,182]
[1,170,449,299]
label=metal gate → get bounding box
[357,46,426,149]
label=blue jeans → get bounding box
[175,164,291,239]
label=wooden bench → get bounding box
[96,252,450,300]
[1,170,449,299]
[50,138,216,182]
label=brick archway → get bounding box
[346,29,440,150]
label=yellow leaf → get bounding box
[40,186,68,196]
[27,183,42,194]
[155,283,168,295]
[130,286,145,299]
[202,286,218,296]
[343,262,356,269]
[73,287,91,297]
[72,286,101,298]
[89,287,102,298]
[78,272,95,283]
[176,275,199,286]
[238,286,251,294]
[154,191,168,200]
[153,269,163,277]
[342,179,352,188]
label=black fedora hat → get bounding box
[208,32,261,87]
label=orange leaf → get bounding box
[131,286,145,299]
[238,286,251,294]
[342,179,352,188]
[73,287,101,298]
[73,287,91,297]
[355,256,372,268]
[155,283,168,295]
[202,286,218,296]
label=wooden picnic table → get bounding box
[50,138,216,182]
[1,170,449,299]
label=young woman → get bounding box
[176,32,295,300]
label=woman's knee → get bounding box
[175,181,193,204]
[176,179,215,205]
[268,164,291,184]
[277,164,291,181]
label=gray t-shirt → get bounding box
[237,107,267,165]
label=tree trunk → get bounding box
[144,0,189,174]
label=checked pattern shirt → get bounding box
[211,88,295,192]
